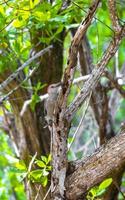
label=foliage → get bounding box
[28,154,51,186]
[30,82,46,111]
[0,0,125,199]
[87,178,113,200]
[0,0,86,73]
[14,154,52,187]
[0,131,26,200]
[0,132,51,199]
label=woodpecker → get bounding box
[45,82,61,125]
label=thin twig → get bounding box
[27,152,37,188]
[105,70,125,98]
[73,75,90,84]
[28,152,37,173]
[20,75,90,116]
[77,132,98,153]
[34,185,41,200]
[113,181,125,199]
[0,45,53,91]
[0,0,9,5]
[0,74,90,105]
[20,94,48,116]
[72,1,114,33]
[0,18,14,33]
[43,186,51,200]
[0,66,38,104]
[65,25,125,121]
[68,91,92,151]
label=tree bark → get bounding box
[66,127,125,199]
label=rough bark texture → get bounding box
[0,31,64,200]
[31,39,64,155]
[0,72,44,200]
[66,128,125,199]
[50,1,101,199]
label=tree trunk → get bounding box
[0,31,65,200]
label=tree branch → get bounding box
[65,25,125,121]
[0,45,52,91]
[66,125,125,199]
[60,0,100,110]
[51,1,100,199]
[105,70,125,98]
[108,0,121,33]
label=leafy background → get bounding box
[0,0,125,199]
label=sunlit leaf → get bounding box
[99,178,112,190]
[30,169,43,180]
[41,156,48,164]
[35,160,46,168]
[0,5,4,15]
[12,19,25,28]
[33,11,51,22]
[47,154,51,163]
[41,176,48,187]
[15,160,27,171]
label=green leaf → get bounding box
[35,160,46,168]
[99,178,112,190]
[102,1,107,10]
[33,11,51,22]
[122,85,125,90]
[96,189,105,197]
[0,5,4,15]
[68,137,74,144]
[12,19,25,28]
[41,176,48,187]
[30,169,43,180]
[15,160,27,171]
[41,156,48,164]
[47,166,52,171]
[89,186,98,197]
[30,93,40,111]
[47,154,51,163]
[19,172,28,182]
[5,154,19,164]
